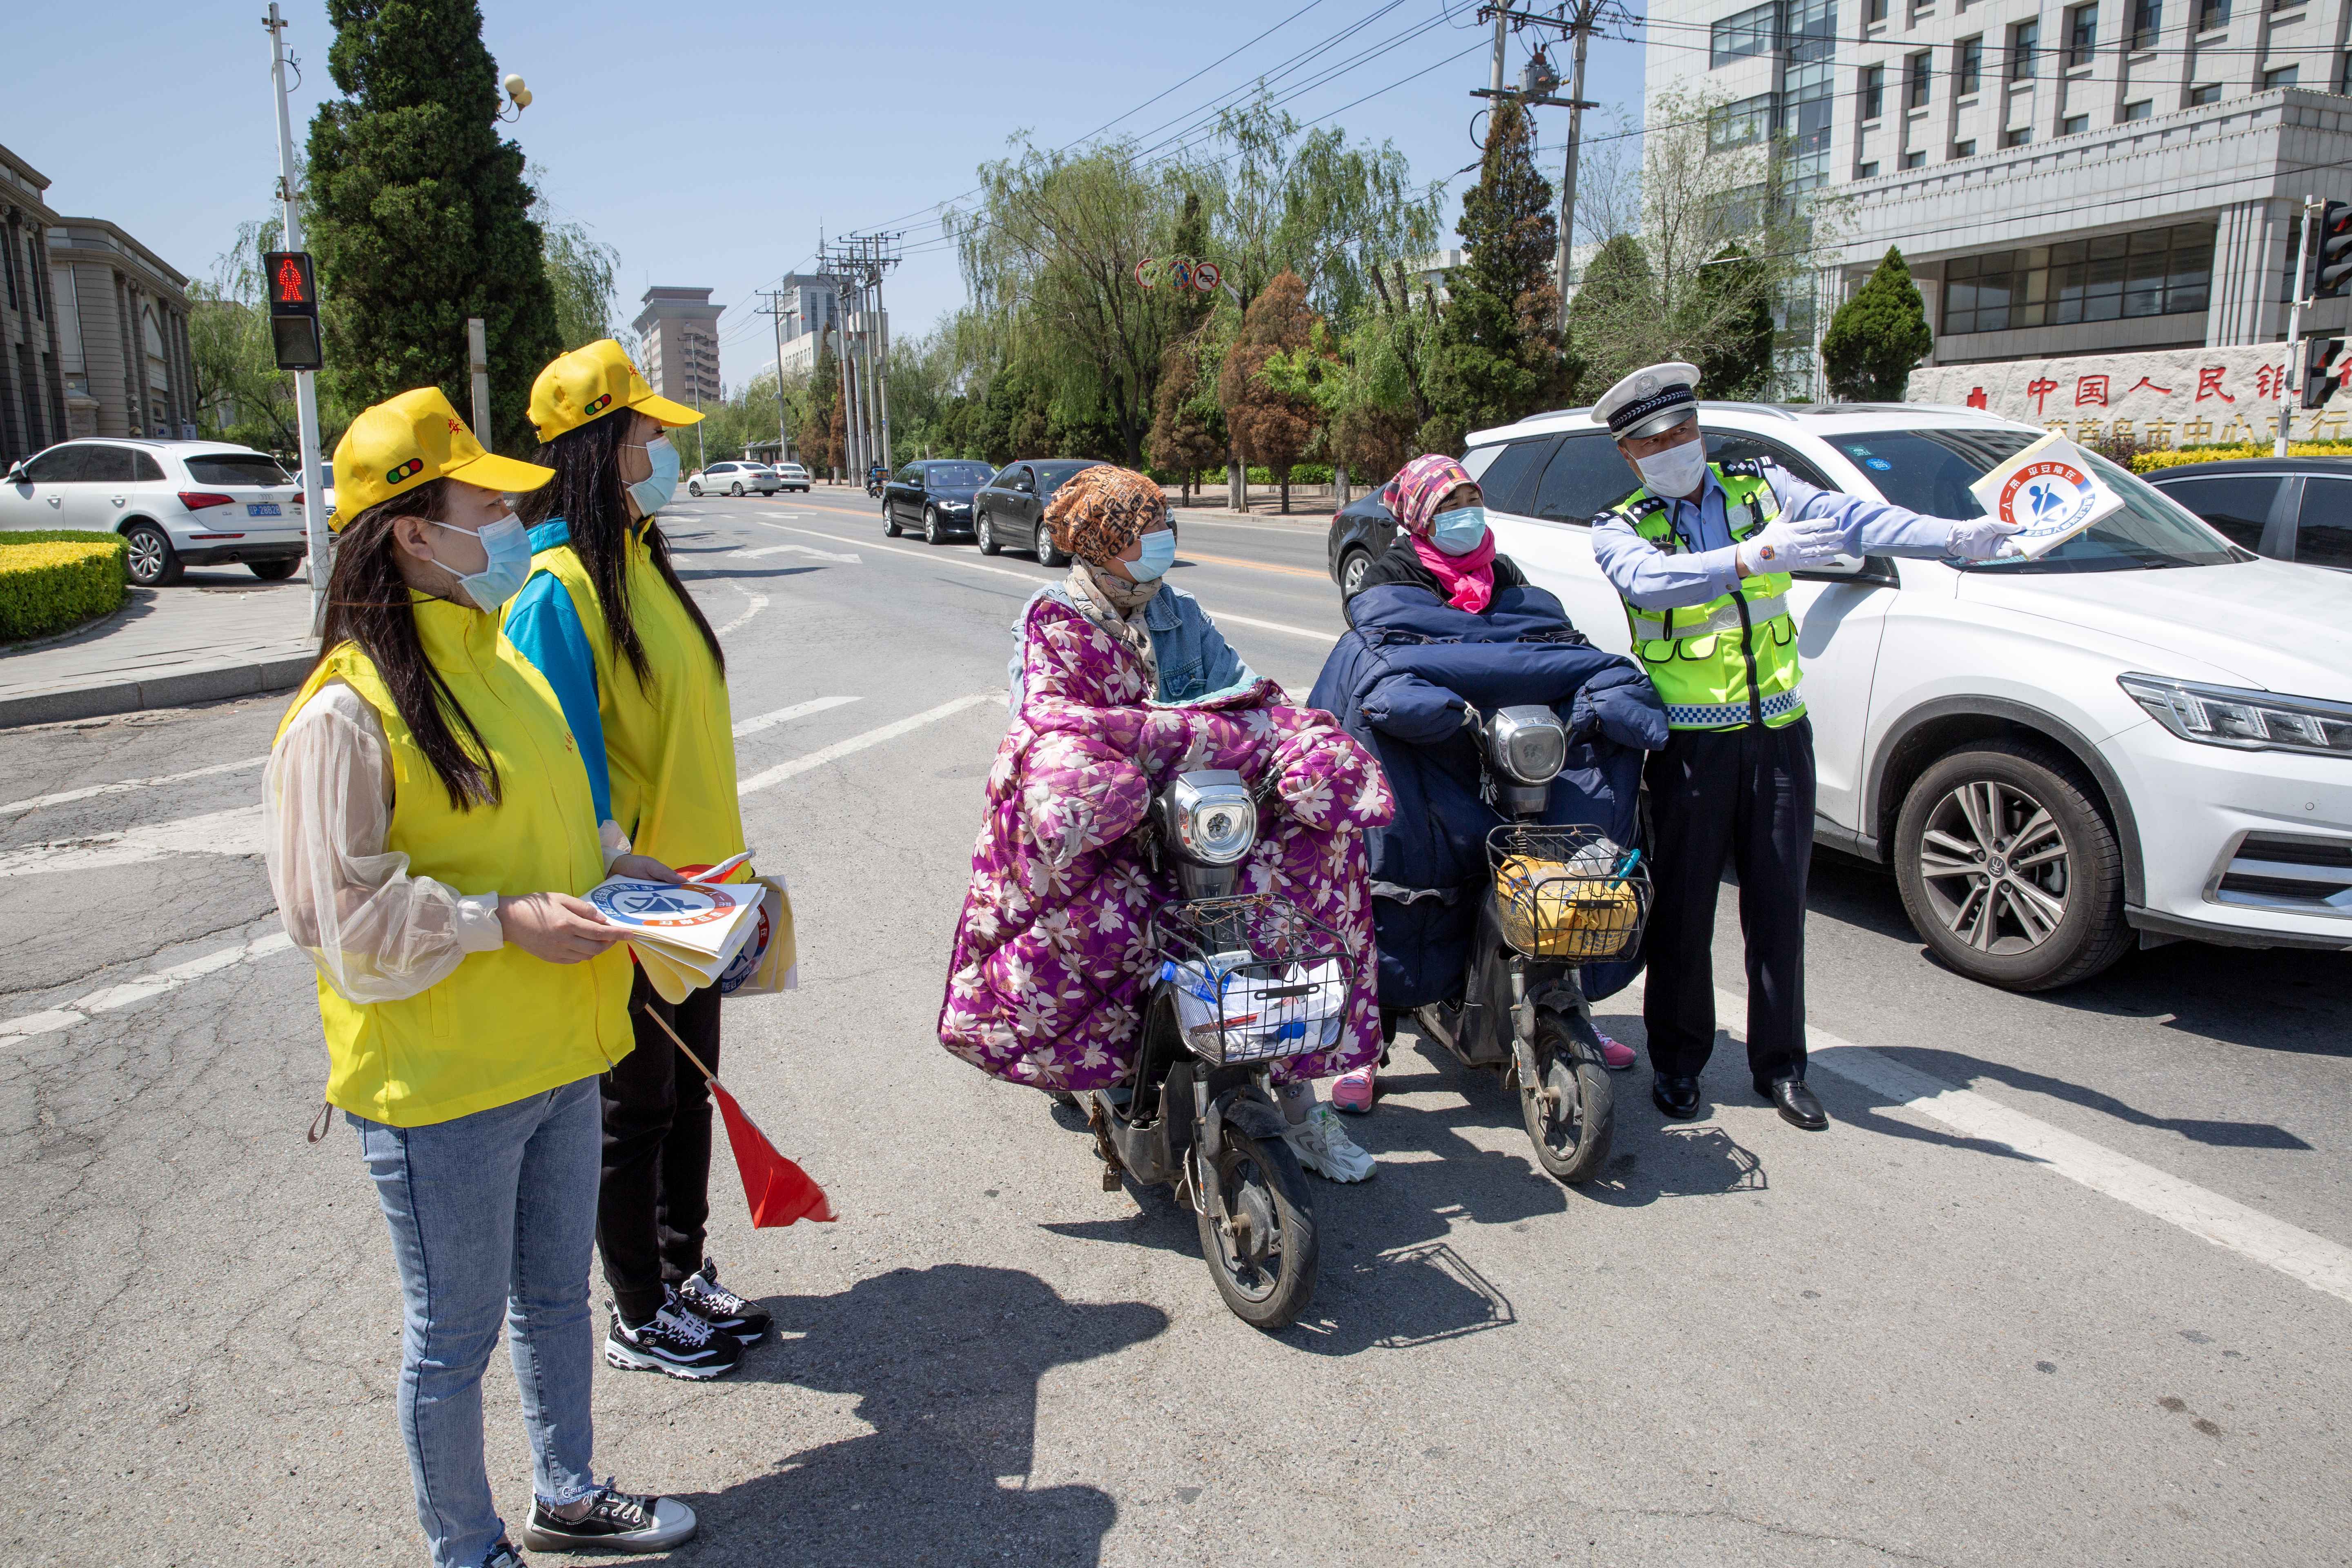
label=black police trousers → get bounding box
[1641,716,1815,1086]
[599,967,722,1325]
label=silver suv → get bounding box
[0,439,306,586]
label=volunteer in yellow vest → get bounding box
[263,388,699,1567]
[1588,363,2022,1131]
[504,339,768,1381]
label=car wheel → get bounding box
[1893,740,2131,992]
[123,523,181,587]
[1339,547,1374,597]
[727,482,742,496]
[924,505,946,545]
[248,558,301,581]
[883,500,902,537]
[976,508,1002,555]
[1036,519,1068,568]
[688,482,703,497]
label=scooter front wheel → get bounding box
[1522,1013,1613,1184]
[1196,1126,1319,1330]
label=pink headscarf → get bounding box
[1382,453,1497,613]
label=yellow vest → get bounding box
[276,596,634,1128]
[510,520,748,879]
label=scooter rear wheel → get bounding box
[1196,1126,1319,1331]
[1522,1014,1613,1184]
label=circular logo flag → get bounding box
[589,880,744,929]
[1998,456,2101,544]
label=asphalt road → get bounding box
[2,484,2347,1567]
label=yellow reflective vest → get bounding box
[276,597,634,1127]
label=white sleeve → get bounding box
[264,681,506,1005]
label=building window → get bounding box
[2130,0,2161,47]
[1904,149,1927,166]
[2197,0,2228,25]
[1709,91,1779,147]
[2005,125,2034,145]
[1862,65,1886,118]
[2188,82,2221,102]
[2063,112,2091,131]
[2124,98,2153,118]
[2263,65,2299,88]
[1907,50,1933,107]
[1780,0,1838,191]
[2066,4,2098,67]
[1954,138,1978,154]
[1868,0,1889,18]
[1941,223,2215,334]
[0,227,17,312]
[2341,50,2352,92]
[1860,160,1881,174]
[1711,2,1777,67]
[1957,35,1984,94]
[2009,18,2040,78]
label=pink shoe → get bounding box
[1330,1066,1377,1114]
[1597,1033,1637,1071]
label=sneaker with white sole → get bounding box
[675,1256,771,1346]
[481,1541,527,1568]
[604,1289,742,1380]
[1283,1104,1376,1182]
[521,1486,698,1554]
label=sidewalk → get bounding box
[0,573,317,728]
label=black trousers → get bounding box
[600,967,722,1324]
[1641,717,1815,1086]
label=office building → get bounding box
[632,285,724,407]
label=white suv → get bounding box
[1463,402,2352,990]
[686,461,780,497]
[0,438,306,586]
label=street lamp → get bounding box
[497,74,532,121]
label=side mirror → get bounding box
[3,462,24,484]
[1793,553,1899,586]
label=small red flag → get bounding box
[708,1078,835,1227]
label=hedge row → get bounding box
[1152,463,1340,486]
[2129,441,2352,473]
[0,530,129,642]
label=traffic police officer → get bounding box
[1588,363,2022,1129]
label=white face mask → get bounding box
[1633,437,1709,498]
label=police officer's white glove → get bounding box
[1735,516,1846,575]
[1946,514,2027,561]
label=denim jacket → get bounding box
[1007,580,1258,710]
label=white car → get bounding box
[772,462,811,493]
[686,461,780,498]
[0,439,307,586]
[1462,402,2352,990]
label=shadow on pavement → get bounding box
[1866,1047,2314,1149]
[695,1263,1166,1567]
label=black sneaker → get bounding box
[482,1542,528,1568]
[521,1487,698,1554]
[675,1257,772,1345]
[604,1290,742,1380]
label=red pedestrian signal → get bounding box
[263,251,318,314]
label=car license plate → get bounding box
[247,502,283,517]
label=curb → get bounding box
[0,649,316,730]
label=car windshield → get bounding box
[928,463,993,488]
[1835,428,2244,573]
[1036,461,1101,490]
[185,454,291,487]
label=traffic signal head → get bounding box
[270,313,323,373]
[2301,336,2343,410]
[2309,202,2352,299]
[262,250,317,314]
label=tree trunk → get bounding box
[1334,461,1351,507]
[1227,436,1244,512]
[1279,470,1290,514]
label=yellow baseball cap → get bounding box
[329,387,553,530]
[528,338,704,443]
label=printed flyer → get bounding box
[1966,432,2125,559]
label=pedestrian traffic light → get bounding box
[2306,201,2352,299]
[2302,336,2345,409]
[263,249,324,372]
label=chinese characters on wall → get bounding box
[1908,345,2341,448]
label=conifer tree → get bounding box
[802,336,839,476]
[1422,99,1565,453]
[1690,244,1778,400]
[305,0,560,451]
[1821,247,1934,401]
[1220,272,1319,512]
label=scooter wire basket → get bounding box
[1488,824,1650,962]
[1155,894,1353,1066]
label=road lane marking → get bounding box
[713,579,769,638]
[734,543,862,564]
[1212,612,1339,644]
[1,931,297,1050]
[0,803,265,877]
[1178,549,1331,581]
[737,693,998,798]
[732,695,861,738]
[0,756,267,816]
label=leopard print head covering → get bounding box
[1044,464,1167,567]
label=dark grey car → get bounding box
[972,459,1109,564]
[883,460,996,545]
[2143,456,2352,571]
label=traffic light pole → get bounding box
[265,2,330,633]
[2278,194,2317,459]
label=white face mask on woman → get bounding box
[1633,436,1709,498]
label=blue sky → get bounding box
[16,1,1645,386]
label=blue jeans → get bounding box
[351,1076,603,1568]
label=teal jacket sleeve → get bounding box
[504,570,613,826]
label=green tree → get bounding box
[1147,330,1226,502]
[1220,271,1320,512]
[1690,244,1777,399]
[1423,98,1564,454]
[305,0,560,452]
[802,336,839,476]
[528,167,622,353]
[1564,232,1656,396]
[1821,247,1933,401]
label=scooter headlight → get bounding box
[1488,705,1568,786]
[1167,772,1257,866]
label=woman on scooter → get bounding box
[1309,454,1668,1113]
[938,464,1394,1183]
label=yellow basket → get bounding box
[1492,854,1645,961]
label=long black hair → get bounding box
[517,412,725,691]
[315,480,501,810]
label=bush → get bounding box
[2131,440,2352,473]
[0,532,129,642]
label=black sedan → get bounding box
[971,458,1109,564]
[1325,490,1399,596]
[883,459,998,545]
[2142,455,2352,571]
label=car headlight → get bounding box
[2118,674,2352,758]
[1488,705,1569,784]
[938,498,969,510]
[1167,774,1257,865]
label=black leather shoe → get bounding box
[1759,1076,1829,1130]
[1651,1074,1703,1120]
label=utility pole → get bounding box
[1472,4,1612,337]
[466,318,491,448]
[2278,193,2319,458]
[832,322,855,483]
[263,2,329,634]
[756,289,791,463]
[1490,4,1508,93]
[818,233,902,483]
